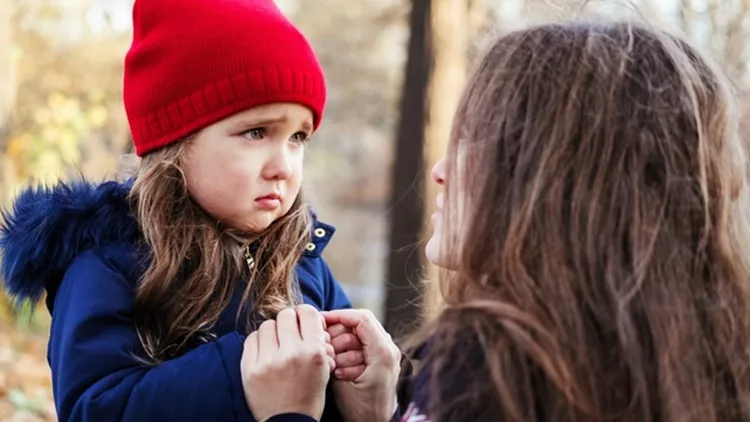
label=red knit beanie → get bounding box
[123,0,327,156]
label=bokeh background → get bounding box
[0,0,748,420]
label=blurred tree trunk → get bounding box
[384,0,432,336]
[0,0,16,207]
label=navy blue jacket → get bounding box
[0,180,352,422]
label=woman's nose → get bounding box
[432,156,446,185]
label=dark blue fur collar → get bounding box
[0,179,139,308]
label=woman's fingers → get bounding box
[322,309,382,347]
[325,342,336,365]
[257,319,279,362]
[276,307,301,347]
[297,304,325,342]
[243,331,260,365]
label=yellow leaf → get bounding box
[88,88,105,103]
[40,126,57,143]
[54,97,81,124]
[11,45,23,65]
[46,92,66,110]
[57,127,81,164]
[32,108,52,125]
[34,151,63,184]
[5,134,30,159]
[87,105,108,127]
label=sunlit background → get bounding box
[0,0,748,420]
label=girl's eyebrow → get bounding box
[295,120,313,133]
[229,115,313,133]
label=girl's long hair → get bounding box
[124,139,310,363]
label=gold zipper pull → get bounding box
[244,246,255,271]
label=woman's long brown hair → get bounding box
[406,20,750,421]
[125,139,310,363]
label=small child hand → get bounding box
[326,323,365,381]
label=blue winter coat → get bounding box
[0,180,352,422]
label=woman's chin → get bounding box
[425,236,444,267]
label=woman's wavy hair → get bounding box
[406,19,750,422]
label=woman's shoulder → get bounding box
[396,328,496,422]
[396,340,434,421]
[0,178,141,313]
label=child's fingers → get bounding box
[334,365,366,381]
[331,332,362,354]
[335,350,365,368]
[326,323,349,338]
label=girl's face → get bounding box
[182,102,312,232]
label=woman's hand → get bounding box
[323,309,401,422]
[241,305,335,422]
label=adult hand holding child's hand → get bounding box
[241,304,335,422]
[324,309,401,422]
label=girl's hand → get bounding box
[327,323,366,381]
[241,305,334,421]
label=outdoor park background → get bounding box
[0,0,748,420]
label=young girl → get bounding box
[386,18,750,421]
[0,0,364,421]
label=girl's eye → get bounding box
[291,131,310,144]
[242,128,265,140]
